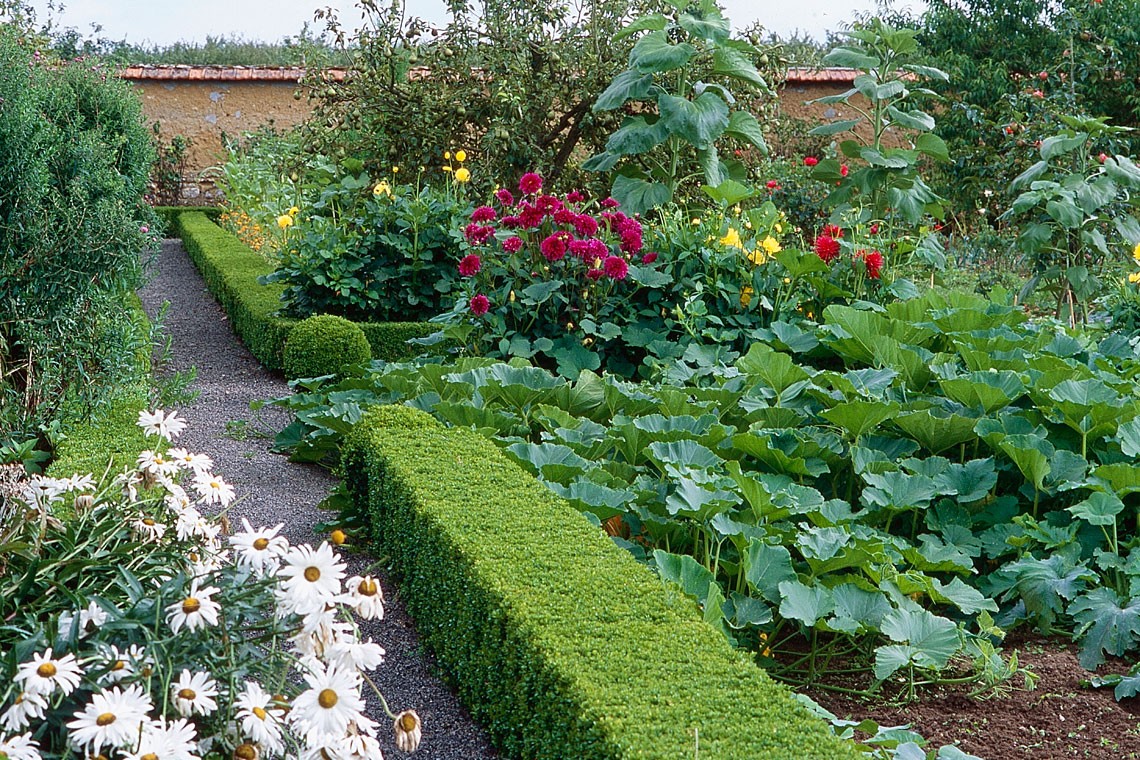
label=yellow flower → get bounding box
[444,151,452,160]
[691,218,701,226]
[740,285,754,307]
[289,206,300,216]
[276,214,294,230]
[455,167,471,183]
[455,149,467,162]
[719,227,744,249]
[392,166,399,173]
[442,166,453,173]
[775,223,783,233]
[747,249,767,265]
[1130,272,1140,284]
[373,180,392,197]
[1133,242,1140,263]
[762,236,781,255]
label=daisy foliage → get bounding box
[0,411,412,759]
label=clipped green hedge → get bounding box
[342,407,861,760]
[284,314,371,381]
[170,211,439,371]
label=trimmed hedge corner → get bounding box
[170,211,440,371]
[284,314,372,380]
[342,406,862,760]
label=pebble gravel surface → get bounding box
[138,239,497,760]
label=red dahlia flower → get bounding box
[495,188,515,207]
[803,156,819,167]
[519,172,543,195]
[502,236,524,253]
[641,252,658,264]
[566,190,585,203]
[458,254,482,277]
[604,255,629,281]
[471,206,497,223]
[469,294,490,316]
[859,249,884,279]
[600,197,620,209]
[814,234,840,263]
[540,233,569,262]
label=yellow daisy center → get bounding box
[111,660,126,671]
[252,537,270,551]
[358,579,379,596]
[252,706,268,720]
[304,566,321,582]
[234,744,258,760]
[36,662,58,678]
[96,712,117,726]
[178,688,196,700]
[399,712,418,731]
[317,689,339,708]
[182,597,201,614]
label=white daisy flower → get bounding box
[137,450,180,478]
[80,600,111,632]
[234,681,285,755]
[133,515,167,542]
[341,731,383,760]
[166,448,214,474]
[20,476,68,507]
[97,644,148,685]
[230,519,289,576]
[165,581,222,634]
[290,664,366,744]
[65,473,96,492]
[393,709,422,753]
[123,717,199,760]
[66,683,153,755]
[192,472,235,507]
[327,638,386,674]
[0,732,42,760]
[15,648,84,696]
[172,670,218,718]
[344,575,385,620]
[276,543,347,616]
[300,735,349,760]
[0,691,47,733]
[137,409,188,441]
[189,547,230,578]
[173,504,203,541]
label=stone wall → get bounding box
[120,65,869,204]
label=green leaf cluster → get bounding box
[585,0,772,214]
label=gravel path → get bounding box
[138,239,497,760]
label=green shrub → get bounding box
[284,314,372,380]
[0,26,157,438]
[341,407,862,760]
[264,166,470,322]
[172,211,440,368]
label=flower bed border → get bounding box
[341,405,862,760]
[47,293,152,480]
[158,209,439,371]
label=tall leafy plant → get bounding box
[583,0,772,214]
[808,19,949,233]
[1003,114,1140,324]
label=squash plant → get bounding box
[583,0,772,214]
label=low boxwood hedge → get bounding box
[169,211,439,371]
[342,406,862,760]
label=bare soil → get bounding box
[806,634,1140,759]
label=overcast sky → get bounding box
[25,0,926,48]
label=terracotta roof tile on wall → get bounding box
[784,67,858,84]
[118,64,854,86]
[118,65,347,82]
